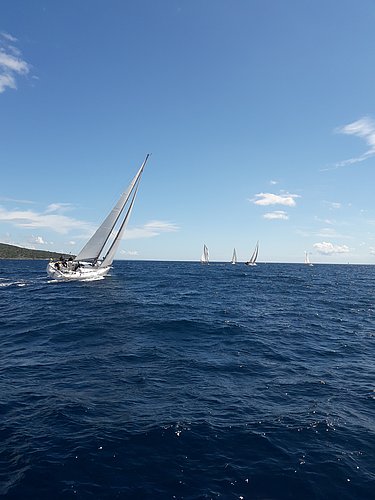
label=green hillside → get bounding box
[0,243,71,260]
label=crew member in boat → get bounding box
[73,262,81,271]
[59,255,67,267]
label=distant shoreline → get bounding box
[0,243,71,261]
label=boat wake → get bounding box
[0,279,28,288]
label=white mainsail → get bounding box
[74,155,149,264]
[200,244,209,264]
[231,248,237,264]
[245,241,259,266]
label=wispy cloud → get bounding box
[124,220,179,240]
[1,32,17,43]
[0,32,30,93]
[316,228,337,238]
[45,203,75,213]
[0,205,92,234]
[335,116,375,167]
[263,210,289,220]
[0,196,179,247]
[251,192,300,207]
[313,241,349,255]
[326,202,341,210]
[314,216,336,225]
[315,227,349,239]
[0,196,34,204]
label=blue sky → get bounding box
[1,0,375,263]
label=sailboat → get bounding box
[245,241,259,266]
[47,155,149,280]
[231,248,237,265]
[304,251,313,266]
[200,244,209,264]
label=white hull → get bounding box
[245,262,257,266]
[47,262,110,281]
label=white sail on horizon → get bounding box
[304,251,313,266]
[200,244,209,264]
[245,241,259,266]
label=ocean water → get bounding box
[0,260,374,499]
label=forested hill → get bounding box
[0,243,71,260]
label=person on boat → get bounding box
[73,262,81,271]
[60,255,67,267]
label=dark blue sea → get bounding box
[1,260,374,499]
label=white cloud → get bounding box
[335,116,375,166]
[124,220,179,240]
[0,51,29,73]
[27,235,53,246]
[328,202,341,209]
[270,180,278,185]
[252,192,300,207]
[121,250,139,256]
[313,241,349,255]
[0,32,30,93]
[29,235,47,245]
[0,205,92,235]
[45,203,74,213]
[263,210,289,220]
[370,247,375,256]
[0,73,16,91]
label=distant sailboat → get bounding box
[245,241,259,266]
[200,244,209,264]
[231,248,237,265]
[47,155,149,280]
[304,251,313,266]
